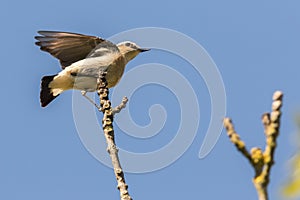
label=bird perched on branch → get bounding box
[35,31,150,107]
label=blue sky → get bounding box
[1,0,300,199]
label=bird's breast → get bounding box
[67,54,126,89]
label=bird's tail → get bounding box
[40,75,59,107]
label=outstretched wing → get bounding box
[35,31,106,69]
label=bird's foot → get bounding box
[81,91,102,111]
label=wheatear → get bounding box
[35,31,150,107]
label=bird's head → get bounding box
[117,41,150,62]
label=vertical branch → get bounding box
[262,91,283,181]
[254,91,283,198]
[223,91,283,200]
[97,71,132,200]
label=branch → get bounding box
[97,71,132,200]
[113,96,128,115]
[257,91,283,195]
[223,118,254,165]
[223,91,283,200]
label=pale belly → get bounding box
[72,76,98,91]
[50,55,126,95]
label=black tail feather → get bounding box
[40,75,59,107]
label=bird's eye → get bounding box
[125,42,131,47]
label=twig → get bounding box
[223,118,253,164]
[97,71,132,200]
[223,91,283,200]
[113,96,128,115]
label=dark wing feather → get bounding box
[35,31,105,69]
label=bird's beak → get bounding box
[139,48,150,52]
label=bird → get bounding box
[35,31,150,107]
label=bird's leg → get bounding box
[81,90,102,111]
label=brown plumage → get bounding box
[35,31,150,107]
